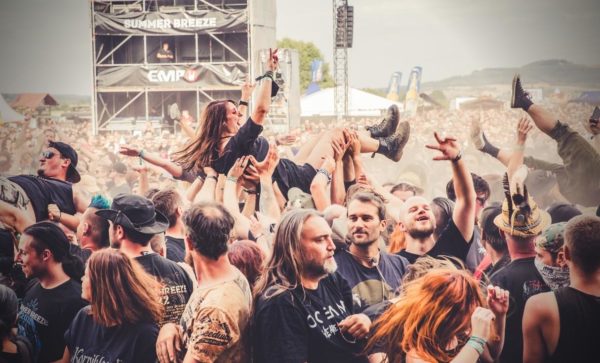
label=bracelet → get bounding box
[451,150,462,163]
[244,188,259,195]
[226,176,238,183]
[206,175,218,181]
[316,168,332,184]
[466,336,487,356]
[239,100,249,107]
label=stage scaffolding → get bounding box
[90,0,276,134]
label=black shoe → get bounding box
[374,121,410,162]
[511,74,533,110]
[367,105,399,138]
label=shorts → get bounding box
[272,159,317,199]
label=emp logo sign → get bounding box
[147,69,200,83]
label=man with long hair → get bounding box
[15,222,87,363]
[253,210,374,363]
[156,202,252,363]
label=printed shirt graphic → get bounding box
[135,253,194,326]
[179,269,252,363]
[490,257,550,363]
[64,306,159,363]
[17,279,87,363]
[334,251,408,312]
[252,274,368,363]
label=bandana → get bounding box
[534,258,570,291]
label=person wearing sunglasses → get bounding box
[1,141,89,261]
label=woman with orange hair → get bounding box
[62,249,164,362]
[367,269,508,363]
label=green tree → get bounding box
[277,38,334,93]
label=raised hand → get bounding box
[425,132,460,161]
[267,48,279,72]
[119,145,140,157]
[241,81,256,101]
[338,313,371,340]
[47,204,61,222]
[249,145,280,177]
[470,306,495,342]
[228,156,250,180]
[486,285,510,317]
[516,117,533,145]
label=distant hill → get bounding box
[423,60,600,88]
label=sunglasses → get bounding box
[41,151,58,159]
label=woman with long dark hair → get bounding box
[0,285,33,362]
[172,49,411,199]
[62,249,164,362]
[367,269,509,363]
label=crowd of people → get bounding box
[0,48,599,363]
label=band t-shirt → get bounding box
[135,252,193,326]
[165,235,186,263]
[334,250,409,312]
[398,219,472,264]
[64,306,158,363]
[17,279,87,362]
[490,257,550,363]
[253,273,368,363]
[179,269,252,363]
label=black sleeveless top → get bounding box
[7,175,76,222]
[549,287,600,363]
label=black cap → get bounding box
[96,194,168,235]
[48,141,81,183]
[546,202,582,224]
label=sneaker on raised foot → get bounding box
[470,118,485,150]
[366,104,399,138]
[511,74,533,110]
[375,121,410,162]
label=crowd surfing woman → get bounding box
[62,249,163,362]
[367,269,509,363]
[171,48,411,200]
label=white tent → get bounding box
[301,87,403,117]
[0,94,24,122]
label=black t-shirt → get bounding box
[398,219,472,264]
[157,48,173,63]
[464,227,485,272]
[253,274,368,363]
[69,244,93,265]
[212,117,269,175]
[17,279,87,363]
[135,253,193,326]
[490,257,550,363]
[64,306,158,363]
[165,235,185,263]
[334,250,408,312]
[8,175,76,222]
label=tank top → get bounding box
[7,175,76,222]
[549,286,600,363]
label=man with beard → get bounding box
[396,133,477,264]
[253,210,373,363]
[334,191,409,312]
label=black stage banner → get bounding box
[96,64,248,88]
[94,10,247,35]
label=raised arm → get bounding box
[310,156,335,212]
[251,48,278,125]
[0,200,34,233]
[249,145,282,221]
[120,145,184,179]
[507,117,533,183]
[195,167,218,203]
[426,132,476,242]
[223,157,251,239]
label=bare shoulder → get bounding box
[525,291,558,320]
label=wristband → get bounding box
[239,100,249,107]
[451,150,462,163]
[466,336,486,355]
[139,149,145,159]
[244,188,259,195]
[226,176,238,183]
[206,175,218,181]
[316,168,332,184]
